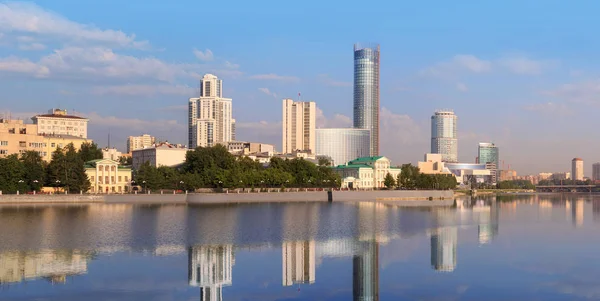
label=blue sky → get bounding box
[0,0,599,174]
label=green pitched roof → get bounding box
[334,164,373,169]
[349,156,384,163]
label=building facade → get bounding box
[31,109,89,138]
[353,43,380,156]
[102,148,122,161]
[315,128,370,166]
[282,99,316,154]
[333,156,401,189]
[188,74,233,149]
[431,110,458,163]
[227,141,275,155]
[0,118,91,162]
[593,163,600,182]
[418,153,451,175]
[84,159,132,193]
[127,134,155,154]
[131,142,188,170]
[572,158,584,181]
[478,142,499,183]
[445,163,491,185]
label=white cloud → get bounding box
[456,82,468,92]
[0,56,49,77]
[380,107,424,146]
[93,84,196,96]
[249,73,300,82]
[316,107,352,128]
[317,74,351,87]
[523,102,573,115]
[258,87,277,97]
[498,57,556,75]
[86,112,185,131]
[224,61,239,69]
[421,54,555,78]
[18,42,45,50]
[0,2,148,48]
[543,79,600,105]
[453,55,492,73]
[193,48,214,61]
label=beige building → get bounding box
[227,141,275,155]
[572,158,584,181]
[188,74,233,148]
[84,159,132,193]
[418,153,451,174]
[31,109,89,138]
[102,148,122,161]
[333,156,401,189]
[127,134,155,154]
[132,142,188,170]
[282,99,316,154]
[0,118,92,162]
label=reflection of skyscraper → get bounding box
[593,201,600,222]
[353,241,379,301]
[188,245,234,301]
[572,199,584,227]
[282,241,315,286]
[0,250,91,284]
[430,227,457,272]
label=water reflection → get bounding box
[3,195,600,300]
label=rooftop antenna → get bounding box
[298,92,301,101]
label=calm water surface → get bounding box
[1,194,600,300]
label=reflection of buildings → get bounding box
[431,209,458,272]
[353,240,379,301]
[0,250,91,284]
[282,241,315,286]
[189,245,234,301]
[572,199,584,227]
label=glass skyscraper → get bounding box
[478,142,499,182]
[431,110,458,163]
[315,128,370,166]
[353,44,380,156]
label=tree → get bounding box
[0,154,26,193]
[384,173,396,189]
[46,144,90,192]
[78,142,103,162]
[318,157,332,167]
[398,164,420,190]
[20,151,45,191]
[119,156,132,166]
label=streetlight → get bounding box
[55,180,61,194]
[179,181,184,192]
[142,180,147,193]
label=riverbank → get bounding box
[0,190,454,205]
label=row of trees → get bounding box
[383,164,458,190]
[134,145,341,190]
[497,180,535,190]
[0,143,103,193]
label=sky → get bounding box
[0,0,599,175]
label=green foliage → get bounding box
[20,151,45,191]
[384,173,396,189]
[0,154,26,193]
[396,163,457,190]
[497,180,535,190]
[119,156,132,166]
[78,142,103,162]
[45,144,91,192]
[398,164,420,190]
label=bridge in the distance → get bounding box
[535,185,595,193]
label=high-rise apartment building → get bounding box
[126,134,155,154]
[478,142,499,183]
[431,110,458,163]
[572,158,584,181]
[31,109,89,138]
[282,99,316,154]
[353,43,380,156]
[593,163,600,181]
[188,74,233,149]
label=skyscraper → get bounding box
[127,134,156,154]
[353,43,380,156]
[572,158,584,181]
[478,142,499,183]
[431,110,458,163]
[593,163,600,181]
[282,99,316,153]
[315,128,370,165]
[188,74,233,149]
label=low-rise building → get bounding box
[84,159,132,193]
[418,153,451,175]
[102,148,122,161]
[499,170,518,182]
[31,108,89,138]
[132,142,188,170]
[333,156,401,189]
[227,141,275,155]
[445,163,492,185]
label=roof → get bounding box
[84,159,130,170]
[33,114,88,120]
[334,164,373,169]
[573,158,583,161]
[349,156,384,163]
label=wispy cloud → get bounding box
[498,57,557,75]
[193,48,214,61]
[456,82,468,92]
[0,56,49,77]
[316,107,352,128]
[93,84,196,96]
[258,87,277,98]
[317,74,351,87]
[249,73,300,82]
[0,2,149,48]
[542,79,600,105]
[523,102,573,116]
[421,54,556,78]
[224,61,239,69]
[18,42,46,51]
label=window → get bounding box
[0,141,7,146]
[111,176,115,183]
[118,176,122,182]
[125,176,129,182]
[90,176,95,182]
[58,144,63,148]
[51,143,56,148]
[0,150,7,155]
[19,141,26,147]
[105,176,109,184]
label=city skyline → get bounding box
[1,1,600,174]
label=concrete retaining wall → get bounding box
[0,194,104,204]
[332,190,454,202]
[187,191,328,204]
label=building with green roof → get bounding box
[332,156,401,189]
[85,159,132,193]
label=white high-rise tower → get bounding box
[431,110,458,163]
[189,74,233,149]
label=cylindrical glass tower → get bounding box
[431,110,458,163]
[353,44,380,156]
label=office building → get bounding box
[431,110,458,163]
[189,74,233,149]
[315,128,370,166]
[282,241,316,286]
[282,99,316,154]
[0,118,91,162]
[572,158,584,181]
[31,109,89,138]
[593,163,600,182]
[84,159,132,193]
[333,156,401,189]
[478,143,499,183]
[131,142,188,170]
[353,43,380,156]
[127,134,155,154]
